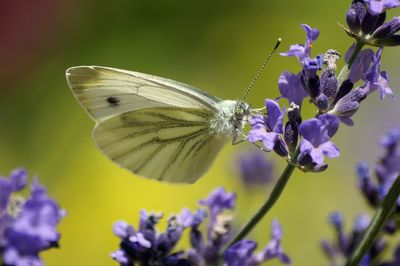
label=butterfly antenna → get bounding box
[241,38,282,102]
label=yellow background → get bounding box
[0,1,399,265]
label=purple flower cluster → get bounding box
[345,0,400,47]
[322,128,400,265]
[111,187,290,266]
[321,212,392,266]
[248,24,345,172]
[356,128,400,228]
[247,0,398,172]
[0,168,65,266]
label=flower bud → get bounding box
[321,71,338,100]
[332,79,354,105]
[316,93,329,112]
[287,102,302,125]
[329,87,368,117]
[284,121,298,153]
[273,137,289,158]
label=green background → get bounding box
[1,1,399,265]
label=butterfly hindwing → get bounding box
[93,107,227,183]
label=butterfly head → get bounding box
[234,101,252,127]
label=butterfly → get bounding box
[66,66,252,183]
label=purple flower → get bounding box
[0,169,65,266]
[365,48,393,99]
[224,240,257,266]
[345,45,374,83]
[250,220,291,265]
[224,220,291,266]
[298,114,340,165]
[280,24,319,60]
[357,128,400,214]
[198,187,235,223]
[111,250,130,265]
[236,150,274,186]
[278,71,308,107]
[357,162,381,207]
[353,214,371,233]
[302,55,324,73]
[364,0,400,15]
[248,99,286,152]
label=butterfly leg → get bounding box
[232,129,269,152]
[232,129,247,145]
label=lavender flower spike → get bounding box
[364,0,400,15]
[299,114,340,165]
[251,220,291,264]
[248,99,286,151]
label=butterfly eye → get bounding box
[234,106,244,118]
[235,101,251,118]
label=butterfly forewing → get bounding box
[66,66,220,122]
[93,107,227,183]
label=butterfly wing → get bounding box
[66,66,221,122]
[66,66,227,183]
[93,107,227,183]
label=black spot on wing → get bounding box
[106,96,120,107]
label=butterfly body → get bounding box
[66,66,251,183]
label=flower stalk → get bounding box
[346,175,400,266]
[225,148,299,251]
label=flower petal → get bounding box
[279,44,305,59]
[348,49,374,83]
[310,148,325,165]
[365,0,400,15]
[318,114,340,139]
[265,99,285,133]
[299,118,322,146]
[278,71,308,107]
[320,142,340,158]
[262,132,279,151]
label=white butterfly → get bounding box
[66,66,252,183]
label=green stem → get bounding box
[337,41,365,85]
[224,150,299,251]
[346,175,400,266]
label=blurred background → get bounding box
[0,0,399,265]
